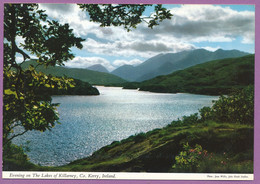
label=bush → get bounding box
[172,143,253,173]
[134,132,147,143]
[169,119,183,127]
[182,113,200,125]
[3,143,36,171]
[199,86,254,125]
[172,143,208,172]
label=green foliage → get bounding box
[3,143,37,171]
[172,143,208,172]
[3,143,29,163]
[172,143,253,173]
[42,78,100,95]
[133,132,147,143]
[199,107,213,122]
[199,86,254,125]
[135,55,254,95]
[3,68,72,145]
[4,4,84,68]
[122,82,140,89]
[79,4,172,31]
[168,119,184,127]
[3,4,85,147]
[182,113,200,125]
[21,59,127,85]
[174,85,254,126]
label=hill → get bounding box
[126,54,254,95]
[6,121,253,172]
[43,78,100,96]
[21,60,126,85]
[87,64,109,73]
[111,65,137,81]
[111,49,250,82]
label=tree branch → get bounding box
[15,45,30,61]
[4,129,29,146]
[10,121,23,130]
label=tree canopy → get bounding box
[79,4,172,31]
[3,4,84,146]
[3,3,173,147]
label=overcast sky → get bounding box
[36,4,255,71]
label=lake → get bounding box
[12,86,219,166]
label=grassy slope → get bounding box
[124,55,254,95]
[25,120,252,173]
[5,120,253,173]
[21,60,127,85]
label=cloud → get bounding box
[113,59,143,67]
[129,42,172,52]
[82,38,195,58]
[199,46,221,52]
[39,4,99,37]
[37,4,255,69]
[40,4,74,14]
[66,56,145,70]
[65,56,115,71]
[138,5,255,44]
[16,55,24,63]
[40,4,255,44]
[16,36,25,46]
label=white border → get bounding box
[2,172,254,180]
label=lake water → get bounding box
[12,86,219,166]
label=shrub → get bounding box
[172,143,208,172]
[199,86,254,125]
[172,143,253,173]
[182,113,200,125]
[199,107,213,122]
[134,132,147,143]
[169,119,183,127]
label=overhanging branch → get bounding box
[4,129,29,146]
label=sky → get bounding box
[22,4,255,71]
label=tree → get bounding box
[3,4,172,148]
[3,4,85,147]
[78,4,172,31]
[199,85,254,125]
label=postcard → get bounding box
[0,0,259,184]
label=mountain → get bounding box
[111,49,250,82]
[134,54,254,95]
[87,64,109,73]
[21,60,126,85]
[111,65,137,81]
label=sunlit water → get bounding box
[12,86,218,166]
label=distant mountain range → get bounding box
[111,49,250,82]
[124,54,254,95]
[21,60,126,85]
[87,64,109,73]
[21,48,251,86]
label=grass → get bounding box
[48,121,252,172]
[3,120,253,173]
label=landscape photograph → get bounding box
[2,3,255,178]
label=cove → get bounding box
[12,86,218,166]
